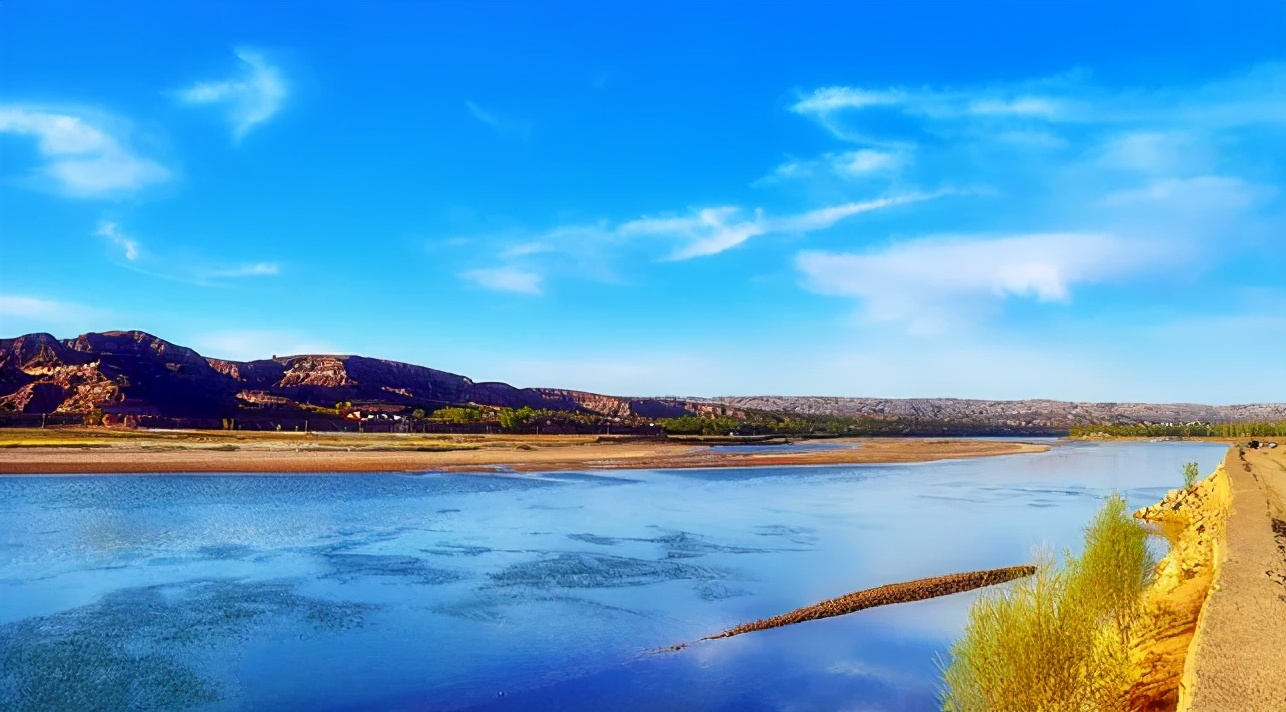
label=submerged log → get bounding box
[667,564,1034,650]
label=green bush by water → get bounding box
[940,494,1155,712]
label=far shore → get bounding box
[0,428,1050,474]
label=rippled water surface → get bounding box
[0,441,1227,711]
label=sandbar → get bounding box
[0,429,1049,474]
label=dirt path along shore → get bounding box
[1182,445,1286,711]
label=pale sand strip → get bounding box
[1182,446,1286,711]
[0,435,1049,474]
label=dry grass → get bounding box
[941,494,1155,712]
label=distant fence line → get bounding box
[0,413,85,428]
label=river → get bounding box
[0,440,1227,711]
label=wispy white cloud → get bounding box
[624,192,942,260]
[460,267,543,295]
[207,263,280,278]
[0,107,170,197]
[759,149,910,185]
[797,232,1164,331]
[178,48,286,140]
[792,87,905,114]
[465,101,533,139]
[1093,131,1206,174]
[789,82,1075,146]
[619,207,767,260]
[966,96,1065,118]
[779,65,1284,298]
[838,149,907,175]
[90,220,281,285]
[94,221,141,261]
[1098,175,1271,210]
[791,63,1286,145]
[456,192,946,294]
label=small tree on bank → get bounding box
[1182,462,1200,489]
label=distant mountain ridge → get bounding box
[706,396,1286,432]
[1,330,1282,431]
[0,331,706,422]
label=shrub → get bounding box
[1182,462,1200,489]
[941,494,1153,712]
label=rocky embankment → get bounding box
[1129,444,1286,711]
[1128,464,1231,710]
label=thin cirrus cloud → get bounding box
[791,84,1060,126]
[457,192,944,294]
[95,221,141,261]
[758,149,910,185]
[178,48,287,140]
[624,192,945,260]
[208,263,280,278]
[790,63,1286,147]
[1097,175,1272,211]
[787,85,1063,147]
[465,101,533,139]
[92,220,280,284]
[460,267,543,295]
[796,232,1163,329]
[0,107,170,197]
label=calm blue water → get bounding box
[0,441,1226,712]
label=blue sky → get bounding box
[2,1,1284,403]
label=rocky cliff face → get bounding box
[531,389,697,420]
[0,330,699,420]
[0,331,235,416]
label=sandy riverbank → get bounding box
[0,428,1049,474]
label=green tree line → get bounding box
[654,412,986,436]
[408,404,609,431]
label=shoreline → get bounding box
[1129,442,1286,711]
[1180,444,1286,710]
[0,429,1050,474]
